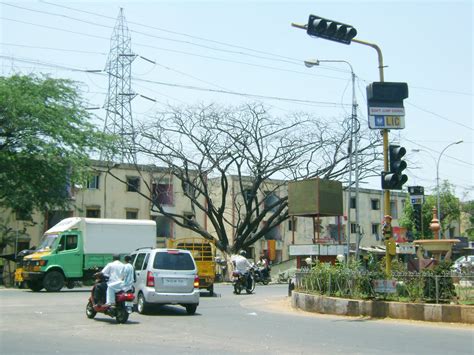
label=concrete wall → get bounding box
[292,291,474,324]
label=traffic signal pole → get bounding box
[292,19,394,276]
[352,38,393,276]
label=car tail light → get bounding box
[194,276,199,288]
[146,271,155,287]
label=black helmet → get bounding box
[239,250,246,257]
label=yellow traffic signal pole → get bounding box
[291,23,393,276]
[351,38,392,276]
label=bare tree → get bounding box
[117,103,381,255]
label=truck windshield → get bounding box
[36,234,59,250]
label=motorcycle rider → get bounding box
[231,250,253,290]
[101,254,126,307]
[256,255,270,280]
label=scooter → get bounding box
[86,273,135,324]
[232,269,255,294]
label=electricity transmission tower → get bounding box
[102,8,137,162]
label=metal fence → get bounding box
[295,270,474,304]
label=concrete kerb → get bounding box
[291,291,474,324]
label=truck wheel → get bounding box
[137,293,150,314]
[185,304,197,315]
[27,280,43,292]
[44,271,65,292]
[207,284,214,296]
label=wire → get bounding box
[0,54,348,108]
[406,102,473,131]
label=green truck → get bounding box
[22,217,156,292]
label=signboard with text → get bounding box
[368,107,405,129]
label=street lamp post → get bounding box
[436,140,463,238]
[303,59,360,263]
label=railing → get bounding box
[295,270,474,304]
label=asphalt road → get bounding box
[0,284,472,354]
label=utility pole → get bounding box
[102,8,137,163]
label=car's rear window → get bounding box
[153,251,195,270]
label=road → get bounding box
[0,284,472,354]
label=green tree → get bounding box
[0,74,113,216]
[400,181,461,239]
[461,200,474,240]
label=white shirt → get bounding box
[231,254,252,273]
[102,260,125,284]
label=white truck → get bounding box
[22,217,156,292]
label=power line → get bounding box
[0,54,348,108]
[406,101,473,131]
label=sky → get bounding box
[1,0,473,200]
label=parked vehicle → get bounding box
[451,255,474,272]
[86,273,134,324]
[253,265,271,285]
[169,237,216,295]
[131,247,200,315]
[232,269,255,294]
[22,218,156,292]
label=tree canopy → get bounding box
[400,181,461,239]
[112,103,381,254]
[0,74,113,216]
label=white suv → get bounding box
[131,248,200,315]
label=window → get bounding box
[371,199,380,210]
[126,210,138,219]
[288,218,297,231]
[183,212,195,227]
[372,224,380,241]
[390,201,398,219]
[263,221,281,240]
[127,176,140,192]
[134,253,147,270]
[350,197,356,209]
[86,208,100,218]
[152,183,174,206]
[372,224,380,234]
[243,188,254,203]
[15,209,31,221]
[350,223,357,234]
[87,175,100,189]
[154,215,172,238]
[65,235,78,250]
[154,251,195,270]
[264,191,279,212]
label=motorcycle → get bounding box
[86,273,135,324]
[232,269,255,294]
[253,266,271,285]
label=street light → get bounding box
[436,140,463,238]
[304,59,360,262]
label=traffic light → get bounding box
[381,145,408,190]
[306,15,357,45]
[413,204,422,233]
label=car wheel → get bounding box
[44,271,65,292]
[137,293,150,314]
[185,304,197,315]
[86,300,96,319]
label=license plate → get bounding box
[163,278,186,286]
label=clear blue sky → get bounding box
[1,0,472,199]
